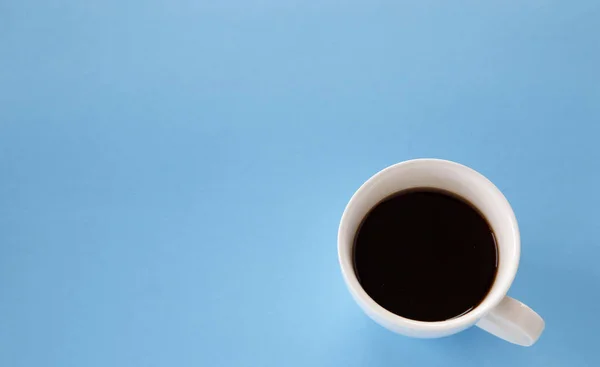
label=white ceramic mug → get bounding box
[338,159,544,346]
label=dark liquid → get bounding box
[353,189,498,322]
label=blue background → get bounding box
[1,1,599,366]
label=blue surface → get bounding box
[1,1,599,366]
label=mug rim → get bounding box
[337,158,520,333]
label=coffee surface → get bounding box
[353,189,498,322]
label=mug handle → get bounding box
[476,296,545,346]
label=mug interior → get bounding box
[338,159,520,333]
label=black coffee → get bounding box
[353,188,498,322]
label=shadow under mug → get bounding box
[338,159,544,346]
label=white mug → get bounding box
[338,159,544,346]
